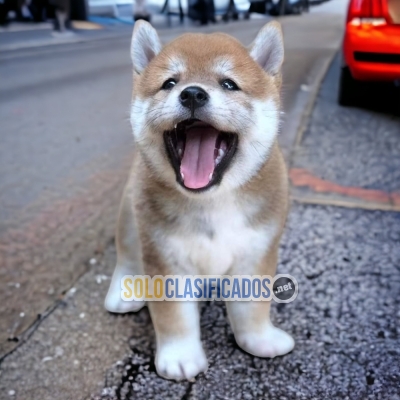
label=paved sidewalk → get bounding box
[0,22,133,52]
[2,202,399,400]
[96,204,400,400]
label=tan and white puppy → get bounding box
[105,20,294,381]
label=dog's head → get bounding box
[130,21,284,195]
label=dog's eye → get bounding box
[162,79,177,90]
[221,79,239,91]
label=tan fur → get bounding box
[105,21,294,381]
[136,33,280,101]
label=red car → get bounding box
[339,0,400,105]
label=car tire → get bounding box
[338,66,359,107]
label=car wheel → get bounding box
[338,66,359,107]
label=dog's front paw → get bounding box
[156,338,208,381]
[104,281,145,314]
[236,324,294,358]
[104,291,145,313]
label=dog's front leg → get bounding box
[149,300,208,381]
[226,245,294,358]
[105,184,145,313]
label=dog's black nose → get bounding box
[179,86,209,110]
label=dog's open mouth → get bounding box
[163,119,238,191]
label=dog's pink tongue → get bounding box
[180,127,218,189]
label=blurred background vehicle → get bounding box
[88,0,309,21]
[338,0,400,106]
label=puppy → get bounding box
[105,20,294,381]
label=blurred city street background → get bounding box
[1,0,400,399]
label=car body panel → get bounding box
[344,23,400,81]
[343,0,400,82]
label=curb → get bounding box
[291,194,400,212]
[0,29,130,52]
[290,168,400,212]
[288,50,338,167]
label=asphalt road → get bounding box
[0,3,347,358]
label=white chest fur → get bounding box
[155,197,277,275]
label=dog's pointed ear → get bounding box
[249,21,284,75]
[131,20,162,74]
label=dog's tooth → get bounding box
[181,172,184,180]
[215,148,225,166]
[209,173,213,181]
[178,148,182,157]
